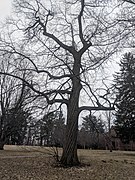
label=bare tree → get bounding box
[0,57,33,150]
[0,0,121,165]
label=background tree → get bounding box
[51,110,66,147]
[0,0,118,165]
[7,105,32,145]
[25,110,65,147]
[0,58,33,149]
[114,52,135,143]
[82,114,105,134]
[78,114,105,149]
[38,110,65,146]
[25,121,39,146]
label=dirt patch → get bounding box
[0,146,135,179]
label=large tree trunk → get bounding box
[60,55,81,166]
[60,110,80,166]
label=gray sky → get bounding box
[0,0,12,21]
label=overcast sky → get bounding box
[0,0,12,21]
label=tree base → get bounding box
[60,155,80,167]
[59,160,80,167]
[54,160,91,169]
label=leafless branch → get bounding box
[79,105,115,113]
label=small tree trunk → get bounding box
[40,136,43,146]
[0,141,4,150]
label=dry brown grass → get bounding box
[0,145,135,179]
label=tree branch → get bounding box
[78,0,86,45]
[36,19,75,54]
[0,72,69,106]
[122,0,135,5]
[78,0,92,55]
[0,72,50,102]
[50,98,68,105]
[79,105,115,113]
[20,68,71,80]
[45,89,71,96]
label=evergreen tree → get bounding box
[82,114,105,134]
[38,110,65,146]
[78,114,105,149]
[114,52,135,143]
[8,108,31,145]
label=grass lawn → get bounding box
[0,145,135,179]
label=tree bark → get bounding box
[60,54,81,166]
[60,110,80,166]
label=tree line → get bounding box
[0,95,106,150]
